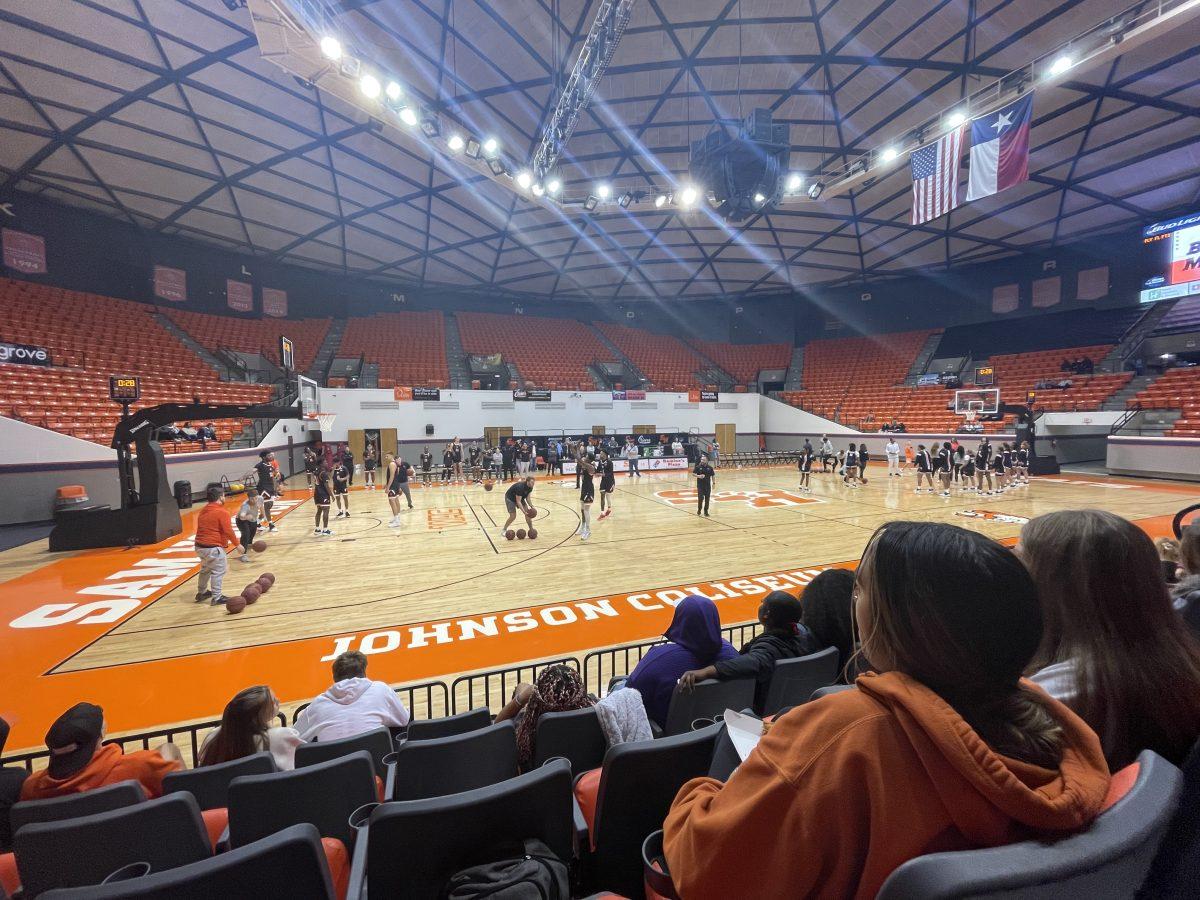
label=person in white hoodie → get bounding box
[294,651,411,742]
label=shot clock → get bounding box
[109,375,141,403]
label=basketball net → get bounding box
[306,412,337,432]
[963,410,979,425]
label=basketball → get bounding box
[517,528,527,540]
[256,575,272,592]
[243,583,262,602]
[484,481,494,491]
[226,595,247,614]
[251,540,268,553]
[260,572,275,585]
[528,528,538,539]
[505,529,516,541]
[527,508,538,519]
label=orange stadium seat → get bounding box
[163,308,330,374]
[339,310,448,388]
[595,322,704,392]
[1129,367,1200,437]
[0,277,270,448]
[686,339,791,384]
[458,312,611,390]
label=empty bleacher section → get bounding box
[686,340,792,385]
[0,278,268,448]
[990,345,1131,411]
[338,310,449,389]
[457,312,610,390]
[1154,296,1200,334]
[1129,367,1200,436]
[596,322,705,391]
[164,309,330,374]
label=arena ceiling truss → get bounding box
[0,0,1197,301]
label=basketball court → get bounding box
[2,464,1191,754]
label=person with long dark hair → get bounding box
[625,596,738,726]
[496,665,594,771]
[799,568,859,682]
[1021,510,1200,769]
[664,522,1109,899]
[199,685,301,771]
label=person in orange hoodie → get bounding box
[193,484,240,606]
[663,521,1111,900]
[20,702,183,801]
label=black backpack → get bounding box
[442,838,569,900]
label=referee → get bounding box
[694,453,715,517]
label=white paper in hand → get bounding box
[723,708,765,761]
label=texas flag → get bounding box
[966,93,1034,201]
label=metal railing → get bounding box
[294,679,450,726]
[450,658,581,715]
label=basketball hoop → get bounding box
[305,412,336,432]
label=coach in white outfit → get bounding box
[294,650,411,741]
[886,438,902,476]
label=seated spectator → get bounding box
[1157,536,1182,585]
[0,718,27,851]
[496,665,594,771]
[199,686,302,771]
[157,424,179,442]
[293,651,411,742]
[1021,510,1200,769]
[1171,525,1200,636]
[799,568,860,682]
[625,595,738,727]
[21,703,184,801]
[663,522,1110,898]
[680,591,820,712]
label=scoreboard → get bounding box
[974,366,995,387]
[109,375,140,402]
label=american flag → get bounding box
[910,125,965,225]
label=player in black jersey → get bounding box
[254,451,279,532]
[451,438,464,484]
[936,441,953,497]
[363,443,377,491]
[914,444,934,493]
[597,450,616,520]
[419,446,433,486]
[961,448,976,489]
[441,445,454,485]
[577,458,596,540]
[469,443,482,482]
[694,454,715,516]
[502,476,537,539]
[974,439,994,495]
[385,454,414,526]
[843,443,860,487]
[993,443,1010,492]
[303,446,318,487]
[312,467,332,536]
[1016,441,1031,484]
[856,444,869,484]
[797,446,814,493]
[332,459,351,518]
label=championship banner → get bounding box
[393,386,413,401]
[0,341,51,367]
[412,387,441,401]
[153,265,187,302]
[2,228,47,274]
[262,287,288,317]
[226,279,253,312]
[514,388,551,401]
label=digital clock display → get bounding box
[109,375,141,402]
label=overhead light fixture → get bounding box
[465,137,482,159]
[487,157,507,176]
[618,192,633,208]
[419,110,440,137]
[583,195,599,211]
[596,183,611,200]
[385,80,402,102]
[1049,53,1074,76]
[785,172,803,192]
[399,106,418,126]
[448,134,465,152]
[654,193,667,208]
[679,185,699,207]
[532,183,545,197]
[359,74,381,99]
[516,170,533,189]
[881,146,900,163]
[807,181,823,200]
[753,192,766,204]
[546,178,562,195]
[944,110,967,129]
[320,36,342,61]
[482,137,499,157]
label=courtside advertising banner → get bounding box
[0,341,51,366]
[153,265,187,302]
[514,388,552,401]
[412,387,441,400]
[226,279,253,312]
[262,287,288,317]
[562,456,688,474]
[2,228,47,274]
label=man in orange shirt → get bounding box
[194,484,239,606]
[20,703,183,801]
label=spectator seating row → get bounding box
[1155,296,1200,335]
[685,339,792,384]
[1130,367,1200,436]
[164,309,330,374]
[0,279,270,447]
[990,344,1132,412]
[337,310,449,389]
[457,312,611,390]
[596,322,705,392]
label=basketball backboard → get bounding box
[954,387,1000,415]
[297,374,319,417]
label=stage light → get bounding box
[359,74,381,99]
[399,106,418,126]
[516,170,533,189]
[532,183,545,197]
[679,185,699,207]
[465,137,481,159]
[881,146,899,163]
[482,137,499,157]
[618,192,633,208]
[448,134,465,152]
[753,192,766,204]
[1049,53,1074,76]
[546,178,562,195]
[583,195,599,211]
[807,181,823,200]
[944,110,967,129]
[487,157,506,176]
[385,80,402,102]
[785,172,803,192]
[654,193,667,208]
[320,36,342,61]
[596,183,611,200]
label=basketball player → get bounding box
[885,437,901,477]
[385,453,414,526]
[936,441,953,497]
[303,446,318,487]
[451,437,464,483]
[798,443,814,493]
[843,443,860,487]
[363,444,377,491]
[419,446,433,486]
[914,444,934,493]
[469,442,482,482]
[820,435,834,473]
[254,451,279,532]
[993,442,1010,492]
[694,453,715,516]
[903,442,914,473]
[332,457,351,518]
[856,443,869,484]
[342,444,355,486]
[952,443,966,486]
[961,444,977,490]
[577,456,596,541]
[597,450,616,519]
[441,444,454,485]
[974,439,994,495]
[313,467,332,536]
[501,476,536,539]
[1016,441,1031,484]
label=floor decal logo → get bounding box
[656,488,823,508]
[956,509,1030,525]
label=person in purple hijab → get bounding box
[625,595,738,727]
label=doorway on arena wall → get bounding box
[484,426,513,449]
[633,425,655,434]
[716,423,736,456]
